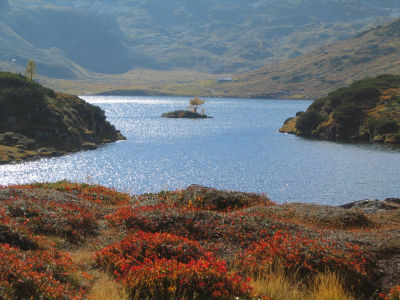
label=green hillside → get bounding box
[279,74,400,144]
[213,18,400,99]
[1,0,399,80]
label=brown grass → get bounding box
[88,273,129,300]
[0,145,37,164]
[39,69,217,96]
[250,264,356,300]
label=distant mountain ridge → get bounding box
[1,0,400,79]
[212,17,400,99]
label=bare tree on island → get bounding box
[25,59,37,81]
[188,97,205,114]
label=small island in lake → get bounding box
[0,72,125,164]
[162,96,212,118]
[280,74,400,144]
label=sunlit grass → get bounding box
[88,273,129,300]
[250,264,356,300]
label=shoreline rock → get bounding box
[340,198,400,213]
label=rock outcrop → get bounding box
[280,75,400,145]
[0,72,125,164]
[340,198,400,213]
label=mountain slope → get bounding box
[1,0,400,79]
[215,18,400,99]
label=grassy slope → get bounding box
[0,182,399,299]
[37,69,218,96]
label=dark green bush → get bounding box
[0,72,54,97]
[368,119,400,134]
[309,98,326,111]
[377,119,400,134]
[333,102,362,125]
[316,75,400,114]
[296,110,324,135]
[0,72,55,117]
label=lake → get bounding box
[1,96,399,205]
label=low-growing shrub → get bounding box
[94,231,209,274]
[32,181,131,205]
[105,204,279,249]
[0,244,86,299]
[107,257,252,299]
[154,185,272,212]
[239,230,370,293]
[95,231,252,299]
[380,286,400,300]
[2,195,97,243]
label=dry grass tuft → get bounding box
[250,264,356,300]
[88,273,129,300]
[311,272,356,300]
[250,265,305,300]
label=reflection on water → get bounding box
[1,96,399,205]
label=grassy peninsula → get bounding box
[0,182,399,299]
[280,74,400,144]
[0,72,125,164]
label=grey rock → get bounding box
[340,198,400,213]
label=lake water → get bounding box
[1,96,399,205]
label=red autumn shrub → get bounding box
[95,231,252,299]
[380,286,400,300]
[31,181,131,205]
[3,196,97,243]
[106,204,278,250]
[0,244,86,299]
[113,257,252,299]
[94,231,209,275]
[239,230,370,290]
[0,208,39,250]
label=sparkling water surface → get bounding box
[1,96,399,205]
